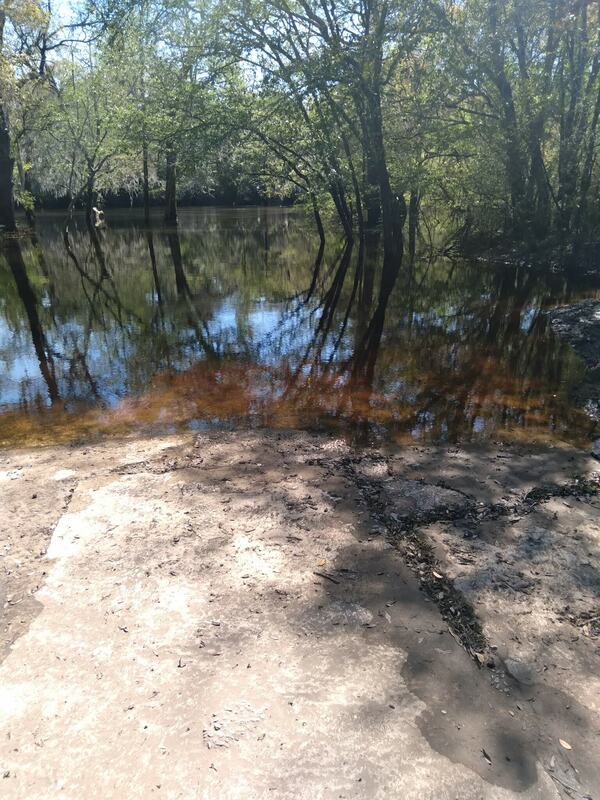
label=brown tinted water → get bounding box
[0,207,598,448]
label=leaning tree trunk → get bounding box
[0,105,16,232]
[164,144,178,225]
[310,191,325,246]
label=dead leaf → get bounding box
[448,627,462,645]
[317,560,326,567]
[559,739,572,750]
[481,748,492,765]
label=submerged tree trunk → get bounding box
[88,225,109,278]
[164,145,178,225]
[310,192,325,246]
[147,231,163,308]
[168,230,188,295]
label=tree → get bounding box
[0,0,47,230]
[222,0,423,262]
[429,0,600,243]
[1,0,599,253]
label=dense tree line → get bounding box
[1,0,599,260]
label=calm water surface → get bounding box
[1,207,598,447]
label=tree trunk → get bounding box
[143,139,151,226]
[364,168,381,227]
[168,231,188,295]
[15,140,35,228]
[359,110,381,227]
[310,192,325,246]
[84,168,95,230]
[574,80,600,236]
[164,144,178,225]
[0,11,15,232]
[487,0,527,231]
[336,124,365,240]
[527,135,551,238]
[147,231,163,307]
[366,88,406,267]
[328,177,354,240]
[0,105,16,232]
[357,6,406,268]
[408,190,420,262]
[495,73,527,226]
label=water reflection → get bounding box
[0,207,598,447]
[3,238,59,404]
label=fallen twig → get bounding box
[313,571,340,585]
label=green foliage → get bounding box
[0,0,598,246]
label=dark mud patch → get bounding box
[403,643,599,798]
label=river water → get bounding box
[0,207,598,447]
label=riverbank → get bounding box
[1,429,599,798]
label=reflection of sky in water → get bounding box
[520,307,539,332]
[2,355,45,405]
[1,207,600,445]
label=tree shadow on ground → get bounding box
[160,430,597,796]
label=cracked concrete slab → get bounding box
[0,431,598,799]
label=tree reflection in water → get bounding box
[0,207,597,447]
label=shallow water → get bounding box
[0,207,598,447]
